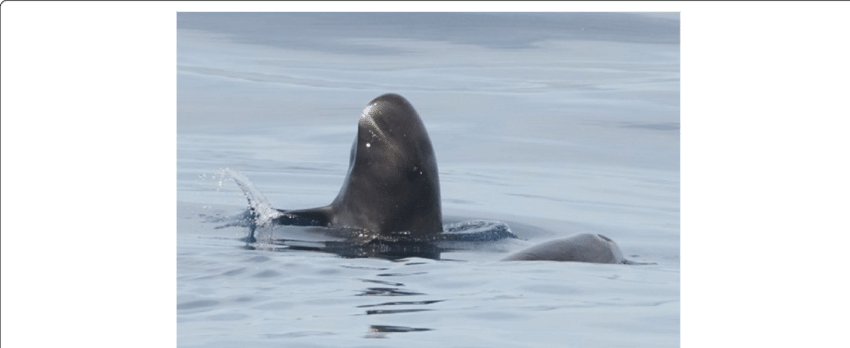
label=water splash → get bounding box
[224,169,281,222]
[213,168,283,243]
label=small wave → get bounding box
[440,220,518,242]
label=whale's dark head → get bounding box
[330,94,443,236]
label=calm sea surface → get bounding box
[177,12,679,347]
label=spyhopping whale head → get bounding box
[271,93,442,237]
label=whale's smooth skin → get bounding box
[502,233,628,263]
[272,93,442,236]
[244,93,645,264]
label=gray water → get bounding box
[177,12,679,347]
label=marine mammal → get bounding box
[503,233,637,264]
[263,93,442,236]
[233,93,647,264]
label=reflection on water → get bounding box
[355,276,442,333]
[242,237,445,260]
[365,309,433,315]
[358,299,445,307]
[366,325,433,339]
[356,287,425,297]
